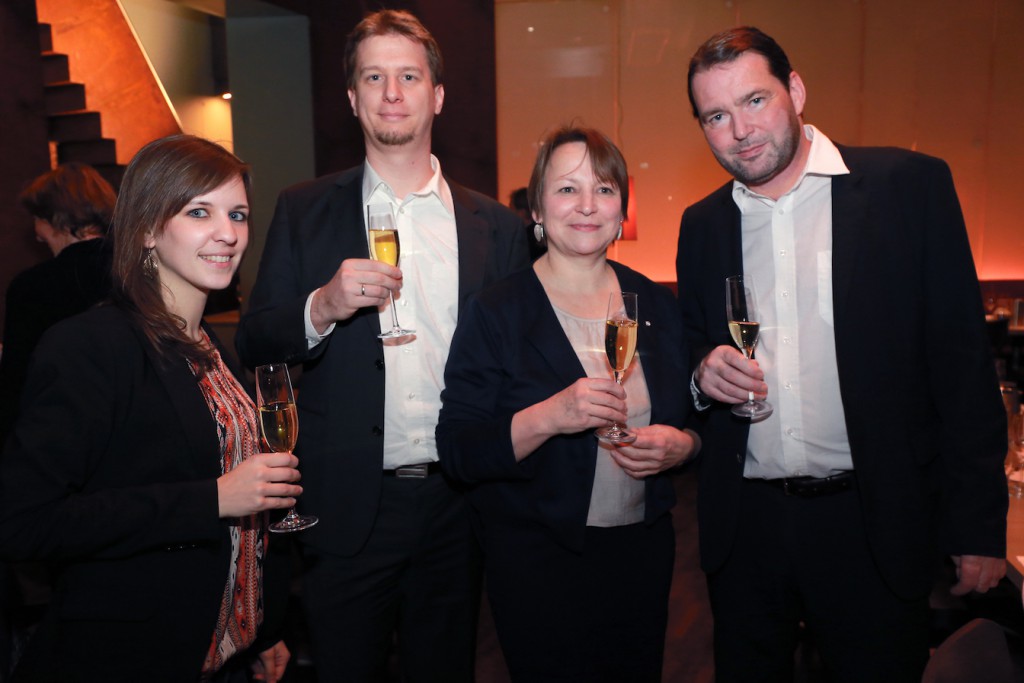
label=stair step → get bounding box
[39,23,53,52]
[42,52,70,85]
[92,164,125,191]
[44,82,86,115]
[56,138,117,166]
[48,111,103,142]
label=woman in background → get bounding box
[0,162,117,674]
[437,126,699,682]
[0,135,301,682]
[0,162,116,444]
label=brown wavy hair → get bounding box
[110,135,252,370]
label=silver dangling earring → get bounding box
[143,248,158,279]
[533,222,545,243]
[616,221,623,241]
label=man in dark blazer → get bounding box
[676,27,1007,682]
[236,9,528,682]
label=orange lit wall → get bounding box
[496,0,1024,284]
[37,0,180,164]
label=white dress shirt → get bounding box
[304,156,458,469]
[733,125,854,479]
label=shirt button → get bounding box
[781,291,789,298]
[413,438,421,445]
[784,382,792,390]
[783,337,791,344]
[786,428,794,436]
[408,392,415,399]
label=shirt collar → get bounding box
[361,155,454,217]
[732,124,850,204]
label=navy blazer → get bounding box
[676,144,1007,599]
[436,262,689,552]
[0,305,287,681]
[236,165,530,556]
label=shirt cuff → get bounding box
[690,371,712,412]
[304,289,335,350]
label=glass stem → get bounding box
[389,291,400,329]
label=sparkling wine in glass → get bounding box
[368,206,414,339]
[726,275,773,420]
[596,291,638,444]
[256,363,318,533]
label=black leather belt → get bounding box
[750,471,856,497]
[383,462,441,479]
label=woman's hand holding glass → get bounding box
[510,377,627,461]
[256,363,318,532]
[216,451,303,518]
[607,424,698,479]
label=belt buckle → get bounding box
[395,464,428,479]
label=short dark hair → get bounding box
[19,162,116,238]
[528,126,629,221]
[687,26,794,119]
[344,9,443,91]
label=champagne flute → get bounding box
[726,275,773,420]
[368,205,414,339]
[255,363,318,533]
[596,291,638,444]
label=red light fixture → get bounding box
[620,175,637,240]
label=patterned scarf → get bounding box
[191,338,268,678]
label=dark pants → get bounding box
[483,514,675,683]
[301,473,480,683]
[707,478,930,683]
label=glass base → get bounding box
[595,425,637,444]
[378,327,415,339]
[731,399,773,422]
[269,511,319,534]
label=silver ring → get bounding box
[360,284,366,296]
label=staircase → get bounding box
[38,22,125,189]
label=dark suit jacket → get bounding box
[676,144,1008,599]
[236,165,530,557]
[0,238,112,446]
[436,263,688,551]
[0,305,287,682]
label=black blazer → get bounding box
[236,165,530,556]
[676,144,1007,599]
[0,238,112,446]
[436,263,689,551]
[0,305,287,682]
